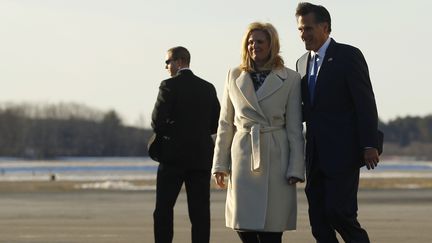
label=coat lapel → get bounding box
[297,52,310,79]
[256,69,286,101]
[314,39,337,103]
[235,71,265,117]
[297,52,312,106]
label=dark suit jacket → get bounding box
[296,39,379,174]
[151,69,220,170]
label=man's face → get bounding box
[165,52,180,77]
[297,13,329,51]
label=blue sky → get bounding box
[1,0,431,127]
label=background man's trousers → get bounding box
[153,163,211,243]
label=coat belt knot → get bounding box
[237,124,284,172]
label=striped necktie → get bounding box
[308,54,319,103]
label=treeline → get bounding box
[0,103,152,158]
[0,103,431,159]
[380,116,432,146]
[380,115,432,159]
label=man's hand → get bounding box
[364,148,380,170]
[214,172,228,189]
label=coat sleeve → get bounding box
[212,69,236,175]
[285,71,305,181]
[151,80,175,134]
[210,86,221,135]
[345,48,379,149]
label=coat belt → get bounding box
[237,124,284,172]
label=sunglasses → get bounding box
[165,59,175,65]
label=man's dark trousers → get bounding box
[305,146,370,243]
[153,163,211,243]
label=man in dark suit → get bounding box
[151,46,220,243]
[295,3,380,243]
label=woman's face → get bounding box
[248,30,271,65]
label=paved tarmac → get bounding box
[0,187,431,242]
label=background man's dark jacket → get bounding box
[151,69,220,170]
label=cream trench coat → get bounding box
[212,66,305,232]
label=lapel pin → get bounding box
[328,57,333,62]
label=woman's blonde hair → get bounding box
[240,22,284,72]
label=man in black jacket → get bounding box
[151,46,220,243]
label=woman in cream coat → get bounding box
[212,22,305,243]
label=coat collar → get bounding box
[298,38,337,106]
[235,68,287,118]
[256,68,287,101]
[177,69,193,76]
[298,38,337,78]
